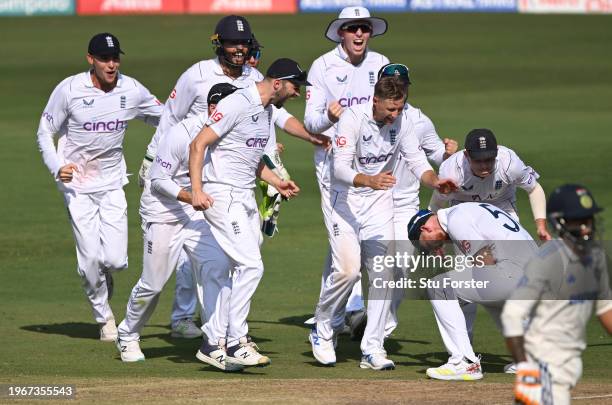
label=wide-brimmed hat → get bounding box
[325,6,388,43]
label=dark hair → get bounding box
[374,76,408,100]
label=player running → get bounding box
[309,76,457,370]
[36,33,162,342]
[189,59,304,370]
[304,5,390,336]
[502,184,612,405]
[407,202,539,380]
[114,83,239,365]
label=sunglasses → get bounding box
[377,63,411,84]
[275,70,308,83]
[342,23,372,34]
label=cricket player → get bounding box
[304,5,390,335]
[115,84,240,365]
[189,58,304,369]
[36,33,163,342]
[309,76,457,370]
[407,202,539,380]
[502,184,612,405]
[379,63,459,338]
[429,128,551,241]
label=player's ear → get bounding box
[86,54,94,65]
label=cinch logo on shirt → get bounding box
[339,95,371,108]
[358,153,393,165]
[155,155,172,170]
[82,119,127,132]
[246,137,268,148]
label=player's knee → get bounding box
[104,255,128,271]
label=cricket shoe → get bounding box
[360,353,395,371]
[504,362,517,374]
[99,318,118,342]
[196,340,244,372]
[309,326,336,366]
[227,336,271,367]
[116,338,145,362]
[347,309,367,341]
[426,358,483,381]
[171,318,203,339]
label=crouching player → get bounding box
[114,84,238,364]
[502,184,612,405]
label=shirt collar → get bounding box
[437,208,450,234]
[213,57,250,79]
[83,70,123,89]
[335,44,368,65]
[247,82,263,107]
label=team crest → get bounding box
[495,180,502,190]
[120,95,126,109]
[83,99,94,108]
[252,115,259,123]
[369,71,375,85]
[362,134,373,142]
[336,75,348,83]
[390,129,397,145]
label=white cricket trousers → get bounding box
[117,217,228,342]
[316,190,394,355]
[385,203,418,337]
[62,188,128,324]
[318,183,364,317]
[171,251,198,327]
[428,261,524,364]
[201,183,264,348]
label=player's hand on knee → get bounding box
[514,362,542,405]
[277,180,300,199]
[57,163,79,183]
[327,101,344,123]
[368,171,396,190]
[191,190,214,210]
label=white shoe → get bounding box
[100,319,118,342]
[360,353,395,370]
[196,340,244,372]
[171,318,203,339]
[116,338,145,362]
[426,359,483,381]
[504,362,517,374]
[309,326,336,366]
[304,316,316,325]
[227,337,271,367]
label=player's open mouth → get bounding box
[353,39,364,46]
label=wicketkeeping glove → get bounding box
[138,155,154,188]
[514,361,552,405]
[259,148,291,238]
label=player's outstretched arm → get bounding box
[282,116,330,147]
[257,162,299,199]
[528,182,551,241]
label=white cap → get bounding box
[325,6,388,43]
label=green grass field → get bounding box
[1,13,611,403]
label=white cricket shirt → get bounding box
[203,83,272,189]
[332,102,432,196]
[392,104,446,209]
[146,57,263,157]
[437,146,539,214]
[37,71,162,193]
[304,45,389,188]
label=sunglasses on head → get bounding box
[342,23,372,33]
[378,63,411,84]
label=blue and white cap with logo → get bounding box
[88,33,124,56]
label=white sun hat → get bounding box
[325,6,388,43]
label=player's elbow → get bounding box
[599,309,612,335]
